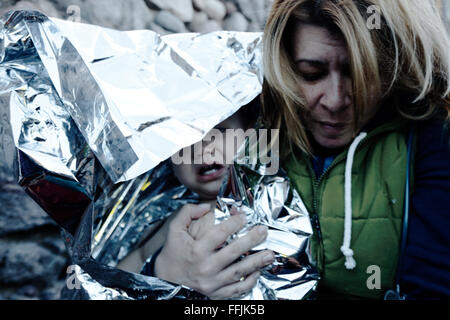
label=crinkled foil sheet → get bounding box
[0,10,317,300]
[215,129,319,300]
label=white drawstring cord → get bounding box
[341,132,367,270]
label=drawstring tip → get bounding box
[341,246,357,270]
[344,257,356,270]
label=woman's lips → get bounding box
[316,121,348,136]
[196,163,226,182]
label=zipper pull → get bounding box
[311,214,322,241]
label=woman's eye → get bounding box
[299,72,326,82]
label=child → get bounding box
[117,99,260,275]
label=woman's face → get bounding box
[291,24,379,149]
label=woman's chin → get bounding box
[313,133,353,150]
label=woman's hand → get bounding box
[154,203,274,299]
[187,204,215,240]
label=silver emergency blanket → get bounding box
[0,10,318,300]
[215,129,318,300]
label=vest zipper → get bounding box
[307,139,362,233]
[305,161,324,272]
[305,151,349,273]
[307,159,338,242]
[305,133,377,273]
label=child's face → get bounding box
[172,112,246,200]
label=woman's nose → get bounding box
[320,74,352,113]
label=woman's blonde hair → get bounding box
[262,0,450,155]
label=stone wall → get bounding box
[0,0,274,33]
[0,0,272,300]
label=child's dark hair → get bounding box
[236,94,261,129]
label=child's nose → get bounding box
[204,142,226,164]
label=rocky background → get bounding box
[0,0,274,33]
[0,0,274,300]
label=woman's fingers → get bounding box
[158,204,272,299]
[229,206,240,216]
[217,250,274,286]
[170,203,211,232]
[209,271,261,300]
[214,224,269,267]
[188,210,215,240]
[197,214,248,252]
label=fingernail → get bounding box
[263,252,274,264]
[257,225,268,236]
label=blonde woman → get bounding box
[137,0,449,300]
[262,0,450,299]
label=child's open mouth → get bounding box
[196,163,226,182]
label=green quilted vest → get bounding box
[285,122,410,299]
